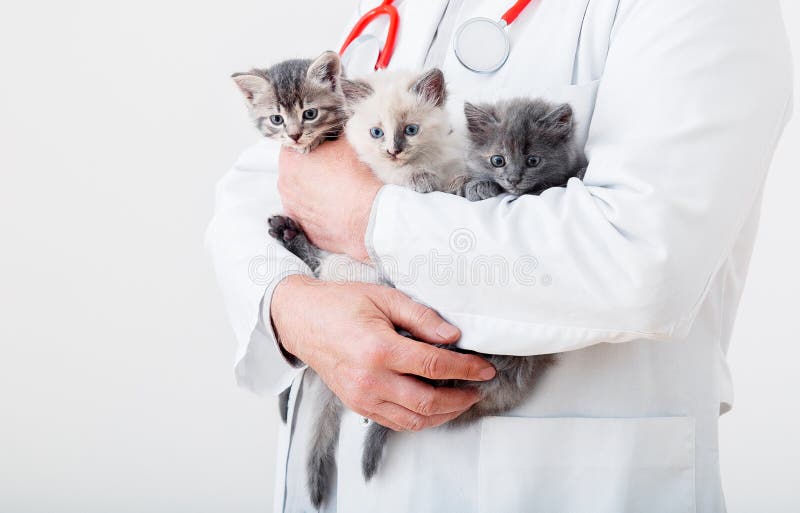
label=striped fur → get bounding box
[232,51,348,153]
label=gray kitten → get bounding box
[232,51,347,153]
[360,98,589,481]
[267,69,458,510]
[453,97,587,199]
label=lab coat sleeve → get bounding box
[206,140,310,396]
[366,0,794,356]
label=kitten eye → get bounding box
[404,124,419,136]
[490,155,506,168]
[269,115,284,126]
[302,108,318,121]
[526,155,542,168]
[370,127,384,139]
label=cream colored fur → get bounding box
[345,71,464,189]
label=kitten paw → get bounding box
[465,180,504,201]
[408,171,441,193]
[448,175,471,196]
[268,215,303,244]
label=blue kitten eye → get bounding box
[490,155,506,168]
[269,115,284,126]
[370,127,384,138]
[302,108,318,121]
[526,155,542,167]
[404,124,419,136]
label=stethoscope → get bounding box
[340,0,533,74]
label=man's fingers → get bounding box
[385,334,496,381]
[364,412,405,432]
[383,375,481,416]
[372,401,469,432]
[379,288,461,345]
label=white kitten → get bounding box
[342,69,464,192]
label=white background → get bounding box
[0,1,797,511]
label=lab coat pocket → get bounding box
[477,416,696,513]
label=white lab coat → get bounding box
[206,0,794,511]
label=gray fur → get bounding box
[278,388,290,423]
[340,78,374,104]
[268,215,322,271]
[307,386,343,510]
[362,421,391,480]
[268,176,451,498]
[464,179,505,202]
[361,350,555,481]
[232,51,348,153]
[408,171,442,193]
[455,98,587,197]
[361,97,588,480]
[266,75,578,505]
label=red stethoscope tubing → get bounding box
[339,0,399,70]
[339,0,531,71]
[501,0,532,25]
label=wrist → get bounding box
[350,182,382,262]
[270,274,316,358]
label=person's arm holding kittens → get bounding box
[206,141,312,396]
[277,0,792,357]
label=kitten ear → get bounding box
[464,102,498,140]
[341,78,373,103]
[411,68,446,107]
[232,72,272,106]
[540,103,574,141]
[307,51,342,90]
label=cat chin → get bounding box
[369,163,417,186]
[283,142,313,154]
[383,156,409,166]
[283,145,308,154]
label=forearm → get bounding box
[206,141,311,395]
[365,0,793,356]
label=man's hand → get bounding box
[278,138,382,263]
[271,275,496,431]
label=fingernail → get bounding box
[479,366,496,380]
[435,322,460,340]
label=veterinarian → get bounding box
[207,0,793,511]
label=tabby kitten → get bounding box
[232,51,347,153]
[233,51,349,426]
[360,98,589,483]
[267,68,460,510]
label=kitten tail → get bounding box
[362,423,391,480]
[278,388,290,423]
[307,389,343,509]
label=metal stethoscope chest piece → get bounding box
[454,0,533,73]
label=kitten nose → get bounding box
[386,148,401,157]
[508,176,522,185]
[289,133,302,142]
